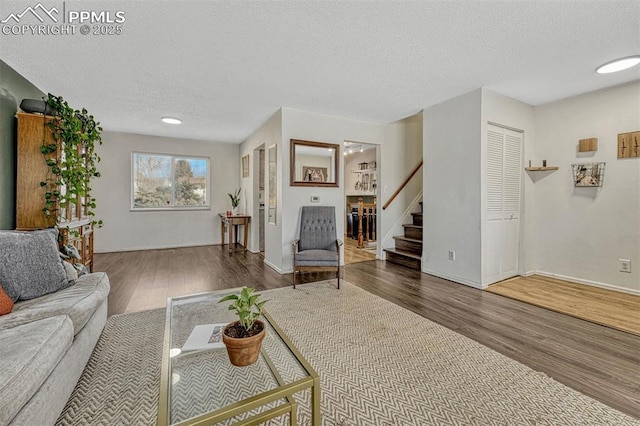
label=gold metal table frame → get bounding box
[158,291,320,426]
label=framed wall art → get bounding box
[241,154,250,178]
[572,162,605,187]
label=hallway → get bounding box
[343,234,376,264]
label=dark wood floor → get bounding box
[96,245,640,419]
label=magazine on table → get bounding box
[182,323,228,351]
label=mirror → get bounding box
[290,139,339,187]
[268,144,277,225]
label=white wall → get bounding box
[423,89,482,287]
[344,148,377,197]
[481,88,535,286]
[280,108,386,273]
[239,108,422,273]
[532,81,640,294]
[93,132,238,252]
[380,113,423,251]
[239,110,282,270]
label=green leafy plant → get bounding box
[218,287,268,332]
[227,188,241,209]
[40,94,103,228]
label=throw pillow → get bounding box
[0,284,13,315]
[0,229,72,302]
[63,261,79,281]
[73,263,89,277]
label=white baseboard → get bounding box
[263,259,283,274]
[422,268,482,289]
[533,270,640,296]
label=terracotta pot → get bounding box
[222,320,266,367]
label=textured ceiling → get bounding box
[1,1,639,143]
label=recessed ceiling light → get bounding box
[161,117,182,125]
[596,56,640,74]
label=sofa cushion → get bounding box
[0,315,73,425]
[0,284,13,315]
[0,229,72,302]
[295,249,339,266]
[0,272,110,336]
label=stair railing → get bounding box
[356,198,377,248]
[382,160,423,210]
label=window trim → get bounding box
[130,151,211,211]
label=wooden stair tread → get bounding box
[383,248,422,260]
[402,224,423,229]
[392,236,422,244]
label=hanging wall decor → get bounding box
[572,162,605,187]
[618,131,640,158]
[241,154,249,178]
[578,137,598,152]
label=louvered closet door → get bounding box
[486,124,522,284]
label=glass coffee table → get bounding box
[158,290,320,425]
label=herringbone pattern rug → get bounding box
[56,281,639,425]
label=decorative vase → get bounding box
[233,206,240,215]
[222,320,266,366]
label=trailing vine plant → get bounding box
[39,94,104,228]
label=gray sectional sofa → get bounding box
[0,230,110,425]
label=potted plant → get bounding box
[39,94,103,228]
[218,287,268,367]
[227,188,241,214]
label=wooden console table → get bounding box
[219,213,251,254]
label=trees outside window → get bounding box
[132,153,209,209]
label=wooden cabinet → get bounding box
[15,112,94,271]
[16,112,56,230]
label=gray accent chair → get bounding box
[292,206,343,289]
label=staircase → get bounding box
[383,203,422,270]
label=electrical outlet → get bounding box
[448,250,455,261]
[310,195,319,202]
[619,259,631,273]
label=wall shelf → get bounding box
[524,166,559,171]
[351,169,377,173]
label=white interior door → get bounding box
[486,124,522,284]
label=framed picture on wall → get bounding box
[301,166,327,182]
[241,154,250,178]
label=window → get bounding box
[132,152,210,209]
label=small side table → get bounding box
[219,213,251,254]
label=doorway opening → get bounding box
[343,141,378,264]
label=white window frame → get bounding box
[131,151,211,211]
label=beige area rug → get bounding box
[57,281,639,425]
[487,275,640,336]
